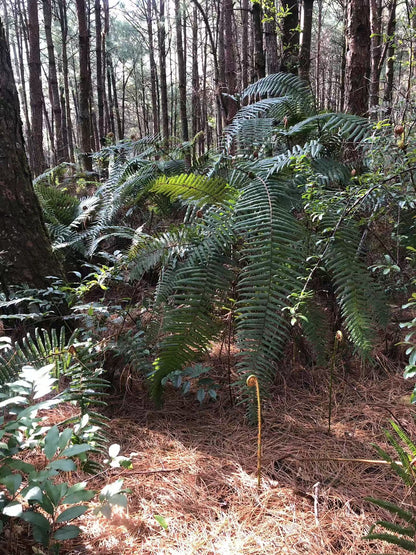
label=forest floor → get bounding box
[2,346,415,554]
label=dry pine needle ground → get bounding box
[2,356,416,555]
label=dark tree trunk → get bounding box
[241,0,249,88]
[383,0,397,111]
[75,0,93,171]
[95,0,104,140]
[345,0,371,116]
[222,0,238,123]
[156,0,169,142]
[299,0,314,81]
[27,0,45,175]
[252,2,265,80]
[281,0,300,74]
[57,0,74,162]
[43,0,66,163]
[369,0,383,110]
[175,0,189,140]
[147,0,160,135]
[0,18,61,288]
[264,11,279,75]
[191,5,201,138]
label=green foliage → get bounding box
[364,421,416,553]
[131,73,390,408]
[0,365,129,553]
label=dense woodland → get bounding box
[2,1,416,553]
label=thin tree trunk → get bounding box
[299,0,314,81]
[383,0,397,112]
[264,10,279,75]
[95,0,104,141]
[57,0,74,161]
[27,0,45,175]
[155,0,169,143]
[281,0,300,74]
[241,0,249,88]
[369,0,383,110]
[75,0,93,171]
[252,1,265,80]
[43,0,66,163]
[175,0,189,141]
[345,0,370,116]
[191,5,201,138]
[147,0,160,135]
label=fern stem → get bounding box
[247,375,262,489]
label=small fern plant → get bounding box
[364,421,416,553]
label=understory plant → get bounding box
[0,360,129,554]
[364,420,416,553]
[30,73,416,412]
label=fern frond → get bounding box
[325,223,388,354]
[287,113,371,142]
[365,497,415,524]
[234,174,306,393]
[241,72,314,112]
[150,173,234,206]
[149,255,234,401]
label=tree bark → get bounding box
[75,0,93,171]
[0,18,61,288]
[95,0,105,141]
[155,0,169,143]
[383,0,397,111]
[281,0,300,74]
[345,0,371,116]
[252,1,265,80]
[299,0,314,81]
[369,0,383,110]
[43,0,66,163]
[27,0,45,175]
[175,0,189,140]
[147,0,160,135]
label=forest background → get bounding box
[2,0,416,554]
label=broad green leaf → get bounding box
[63,489,95,505]
[53,524,82,541]
[48,459,76,472]
[2,501,23,517]
[56,505,88,523]
[61,444,91,457]
[0,473,22,495]
[22,486,43,502]
[45,482,67,507]
[44,425,59,460]
[21,511,51,531]
[57,428,73,451]
[99,479,124,499]
[108,493,128,508]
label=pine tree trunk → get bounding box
[281,0,300,74]
[383,0,397,111]
[147,0,160,135]
[299,0,314,81]
[175,0,189,141]
[95,0,104,141]
[43,0,66,163]
[27,0,45,175]
[75,0,93,171]
[0,18,61,288]
[369,0,383,110]
[252,2,265,80]
[345,0,371,116]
